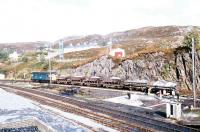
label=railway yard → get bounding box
[1,1,200,131]
[0,80,200,132]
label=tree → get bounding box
[0,51,8,61]
[22,56,28,63]
[183,30,199,49]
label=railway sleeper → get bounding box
[2,84,199,132]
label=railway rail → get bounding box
[1,79,200,107]
[0,84,152,132]
[0,79,175,92]
[0,83,199,132]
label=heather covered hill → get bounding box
[54,26,200,49]
[0,41,49,52]
[1,26,200,53]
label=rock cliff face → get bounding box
[62,48,200,90]
[56,26,200,90]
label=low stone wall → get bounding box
[0,117,55,132]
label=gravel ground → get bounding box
[2,82,200,126]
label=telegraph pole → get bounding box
[49,54,52,86]
[59,39,64,61]
[108,39,112,77]
[192,38,196,108]
[48,43,52,87]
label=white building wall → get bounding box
[9,51,19,62]
[0,74,5,80]
[166,102,182,120]
[166,103,170,118]
[109,48,125,57]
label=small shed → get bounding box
[109,48,125,57]
[166,101,182,120]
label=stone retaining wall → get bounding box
[0,117,55,132]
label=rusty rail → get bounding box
[0,83,199,132]
[0,84,152,132]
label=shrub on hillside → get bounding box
[112,57,122,65]
[183,30,199,50]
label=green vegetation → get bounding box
[21,56,28,63]
[112,57,122,65]
[183,30,200,49]
[0,48,107,78]
[161,63,171,79]
[0,69,6,74]
[32,62,48,70]
[0,50,8,61]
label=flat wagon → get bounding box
[56,76,71,85]
[124,79,148,91]
[84,76,103,87]
[103,77,123,89]
[71,76,85,86]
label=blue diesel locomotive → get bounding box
[31,71,57,83]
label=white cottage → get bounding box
[0,73,5,80]
[9,51,19,62]
[109,48,125,57]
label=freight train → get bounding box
[31,71,177,93]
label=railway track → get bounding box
[2,79,200,107]
[0,83,199,131]
[0,84,153,132]
[0,79,175,92]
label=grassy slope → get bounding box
[1,48,107,77]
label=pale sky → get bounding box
[0,0,199,43]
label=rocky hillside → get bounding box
[61,46,200,91]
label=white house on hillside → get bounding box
[0,73,5,80]
[9,51,19,62]
[109,48,125,57]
